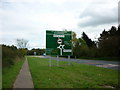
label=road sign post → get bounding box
[68,55,70,65]
[49,57,52,67]
[57,55,59,67]
[34,52,36,56]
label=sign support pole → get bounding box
[57,55,59,67]
[49,56,52,67]
[68,55,70,65]
[75,56,76,59]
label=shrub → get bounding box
[2,45,27,68]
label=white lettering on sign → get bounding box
[53,34,65,38]
[63,49,72,52]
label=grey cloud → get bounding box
[78,4,118,27]
[118,1,120,24]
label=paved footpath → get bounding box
[13,58,34,88]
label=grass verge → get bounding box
[28,57,120,88]
[2,58,24,88]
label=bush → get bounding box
[2,45,27,68]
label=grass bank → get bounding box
[2,58,24,88]
[28,57,120,88]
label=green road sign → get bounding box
[46,30,72,56]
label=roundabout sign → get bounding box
[46,30,72,56]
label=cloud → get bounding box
[0,0,118,49]
[118,1,120,24]
[78,0,118,27]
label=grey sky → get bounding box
[79,1,118,27]
[0,0,118,49]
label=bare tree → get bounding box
[16,39,28,49]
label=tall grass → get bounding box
[2,59,24,88]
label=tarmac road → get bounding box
[37,56,120,70]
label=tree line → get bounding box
[2,45,27,68]
[27,48,45,55]
[2,44,45,68]
[72,25,120,59]
[2,25,120,68]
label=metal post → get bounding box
[57,55,59,66]
[60,48,62,56]
[75,56,76,59]
[68,55,70,65]
[49,56,52,67]
[0,45,2,90]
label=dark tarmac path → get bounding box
[13,58,34,88]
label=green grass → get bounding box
[28,57,120,88]
[2,58,24,88]
[0,70,1,89]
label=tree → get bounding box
[2,44,26,68]
[117,25,120,35]
[27,48,45,55]
[16,39,28,49]
[72,32,80,57]
[109,26,117,36]
[72,32,78,47]
[98,26,120,57]
[82,32,96,48]
[72,32,90,58]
